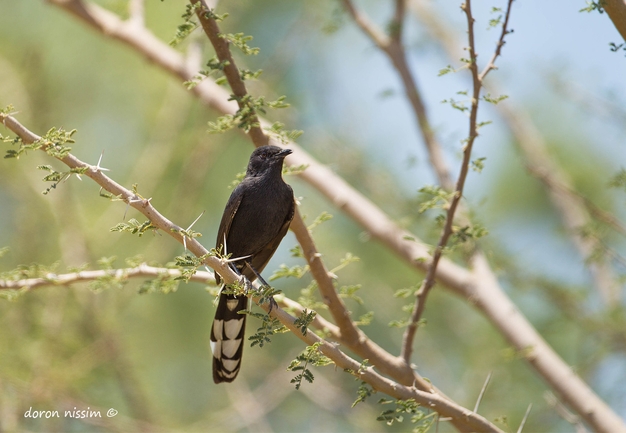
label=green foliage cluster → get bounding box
[352,380,376,407]
[265,121,304,144]
[579,1,605,13]
[208,95,298,137]
[246,310,288,348]
[169,3,201,46]
[111,218,158,237]
[220,32,260,56]
[184,56,232,89]
[3,126,76,160]
[1,123,89,195]
[377,399,436,433]
[287,342,332,390]
[293,308,316,336]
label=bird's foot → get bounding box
[267,296,278,315]
[238,275,253,295]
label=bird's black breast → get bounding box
[216,174,294,281]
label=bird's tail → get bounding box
[210,292,248,383]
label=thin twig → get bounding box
[0,259,396,358]
[391,0,406,42]
[544,391,588,433]
[473,371,492,413]
[289,200,359,342]
[0,261,344,342]
[0,264,212,291]
[478,0,514,82]
[400,0,514,364]
[516,403,532,433]
[128,0,144,27]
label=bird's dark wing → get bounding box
[215,186,245,285]
[248,196,295,278]
[211,178,293,384]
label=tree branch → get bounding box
[604,0,626,42]
[0,262,340,342]
[190,0,268,147]
[128,0,144,28]
[0,264,210,291]
[478,0,513,82]
[290,207,436,393]
[391,0,406,42]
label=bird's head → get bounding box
[246,145,292,177]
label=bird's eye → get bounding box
[260,152,268,160]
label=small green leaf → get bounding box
[110,219,157,237]
[438,65,455,76]
[471,157,487,173]
[287,342,332,389]
[170,2,201,46]
[307,211,333,231]
[269,264,309,281]
[220,32,260,55]
[352,381,376,407]
[293,309,317,336]
[482,93,508,104]
[339,284,364,305]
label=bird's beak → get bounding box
[277,148,292,158]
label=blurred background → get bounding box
[0,0,625,431]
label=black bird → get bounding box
[211,145,295,383]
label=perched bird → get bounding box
[211,145,295,384]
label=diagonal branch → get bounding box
[290,208,436,393]
[190,0,268,147]
[603,0,626,42]
[391,0,407,42]
[478,0,513,82]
